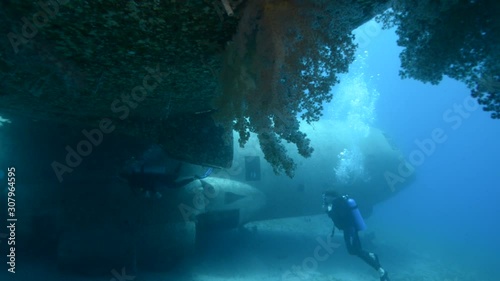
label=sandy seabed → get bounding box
[0,215,495,281]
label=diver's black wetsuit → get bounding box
[327,196,382,271]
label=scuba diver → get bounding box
[323,190,391,281]
[119,160,213,199]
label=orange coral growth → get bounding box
[215,0,360,177]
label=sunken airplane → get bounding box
[54,120,414,273]
[3,118,413,273]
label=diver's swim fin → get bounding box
[380,270,390,281]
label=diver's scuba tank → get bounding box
[345,196,366,231]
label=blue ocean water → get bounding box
[1,14,498,281]
[344,21,500,278]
